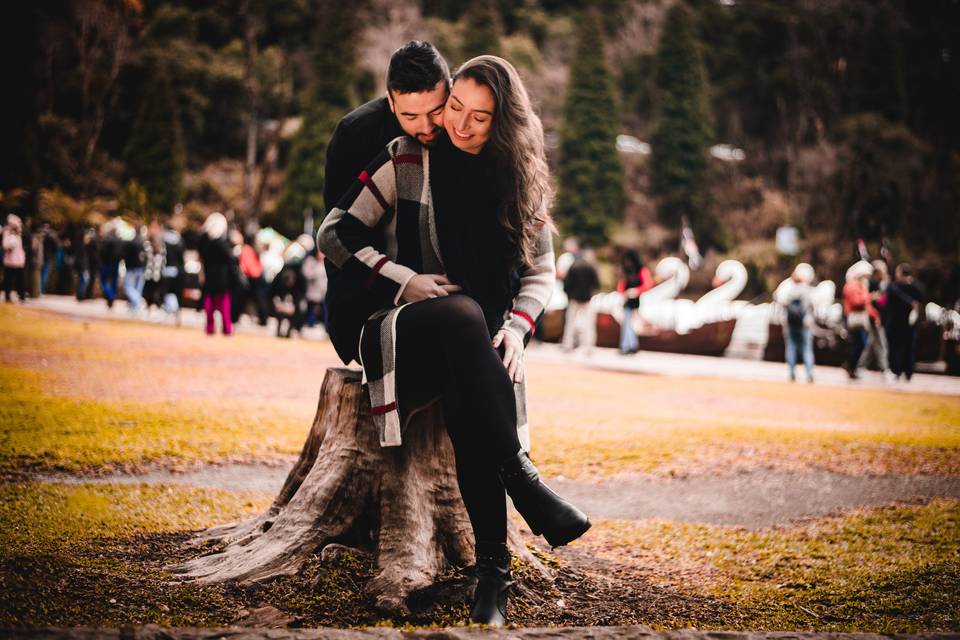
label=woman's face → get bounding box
[444,76,495,155]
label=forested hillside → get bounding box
[1,0,957,300]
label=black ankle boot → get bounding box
[498,451,591,547]
[469,541,512,626]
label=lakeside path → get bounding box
[25,294,960,396]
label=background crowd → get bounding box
[0,211,327,339]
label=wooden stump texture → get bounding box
[168,368,548,614]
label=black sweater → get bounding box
[323,97,404,213]
[430,133,516,335]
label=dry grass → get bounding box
[1,304,958,478]
[525,360,960,479]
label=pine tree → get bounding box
[850,2,906,123]
[554,8,624,247]
[274,103,338,236]
[123,69,186,213]
[650,4,713,241]
[276,0,357,233]
[460,0,502,62]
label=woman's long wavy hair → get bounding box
[453,55,555,267]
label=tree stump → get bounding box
[168,368,550,614]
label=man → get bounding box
[885,263,925,382]
[561,245,599,352]
[322,40,450,365]
[323,40,450,212]
[858,259,893,380]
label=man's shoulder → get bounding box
[337,96,392,132]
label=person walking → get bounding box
[2,214,27,302]
[858,259,893,380]
[774,263,816,382]
[885,263,925,381]
[122,226,147,316]
[237,234,268,326]
[616,249,653,354]
[561,245,599,352]
[142,220,167,315]
[98,224,122,308]
[73,228,95,301]
[40,223,58,294]
[301,245,328,330]
[842,260,878,380]
[198,212,235,336]
[160,221,185,322]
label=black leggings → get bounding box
[3,267,25,301]
[394,295,521,545]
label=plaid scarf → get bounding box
[318,136,554,449]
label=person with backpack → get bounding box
[774,263,816,382]
[561,245,599,352]
[842,260,879,380]
[616,249,654,355]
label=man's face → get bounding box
[388,81,448,146]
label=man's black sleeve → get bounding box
[323,120,355,215]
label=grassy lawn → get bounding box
[1,304,958,630]
[2,305,957,479]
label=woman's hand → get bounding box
[492,328,524,383]
[400,274,462,303]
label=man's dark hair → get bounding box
[386,41,450,94]
[897,263,913,278]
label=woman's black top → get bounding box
[198,235,236,295]
[429,133,517,336]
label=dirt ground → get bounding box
[2,304,959,631]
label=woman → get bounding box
[317,56,590,626]
[301,245,328,330]
[142,220,167,313]
[198,212,235,336]
[616,249,653,354]
[773,263,816,382]
[2,214,27,302]
[842,260,878,380]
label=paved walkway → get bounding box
[17,294,330,341]
[527,342,960,396]
[18,295,960,397]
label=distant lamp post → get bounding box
[776,225,799,256]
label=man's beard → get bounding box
[416,127,442,146]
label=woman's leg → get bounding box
[3,268,12,301]
[393,295,520,544]
[620,307,637,353]
[784,328,798,379]
[203,293,216,334]
[221,292,233,335]
[802,327,815,381]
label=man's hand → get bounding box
[400,274,461,303]
[492,328,524,383]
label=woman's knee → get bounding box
[429,294,487,333]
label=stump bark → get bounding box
[168,368,549,614]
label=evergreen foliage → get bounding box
[835,113,930,241]
[553,8,624,247]
[122,70,186,213]
[274,103,338,237]
[850,3,906,123]
[460,0,503,62]
[276,0,358,233]
[650,4,713,242]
